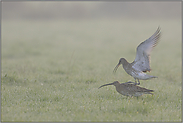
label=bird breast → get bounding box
[118,90,130,96]
[122,63,134,75]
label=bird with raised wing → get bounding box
[113,27,161,85]
[99,81,154,97]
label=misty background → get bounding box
[2,1,181,20]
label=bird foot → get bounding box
[125,81,134,84]
[126,81,138,85]
[133,82,140,85]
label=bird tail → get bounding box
[143,75,158,80]
[152,76,158,78]
[147,92,154,95]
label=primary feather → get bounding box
[132,27,161,72]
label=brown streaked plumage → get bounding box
[113,27,161,85]
[99,81,154,97]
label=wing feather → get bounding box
[132,27,161,72]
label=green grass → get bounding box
[1,18,182,122]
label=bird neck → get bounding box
[121,58,130,67]
[114,83,120,87]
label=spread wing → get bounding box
[132,27,161,72]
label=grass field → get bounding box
[1,18,182,122]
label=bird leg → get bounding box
[137,79,140,85]
[134,78,138,85]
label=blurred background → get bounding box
[1,1,182,122]
[2,1,181,20]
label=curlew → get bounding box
[113,27,161,85]
[99,81,154,97]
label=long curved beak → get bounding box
[98,82,114,89]
[113,63,121,73]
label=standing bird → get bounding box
[98,81,154,97]
[113,27,161,85]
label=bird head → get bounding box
[113,58,126,73]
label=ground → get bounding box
[1,18,181,122]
